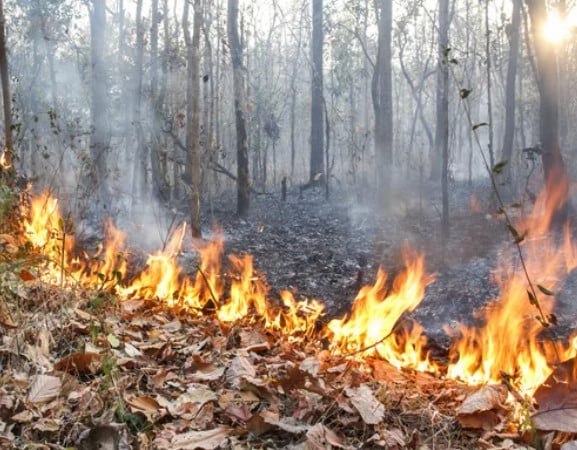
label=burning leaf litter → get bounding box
[2,189,577,448]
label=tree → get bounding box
[500,0,522,186]
[436,0,450,238]
[0,0,12,176]
[310,0,324,182]
[86,0,112,213]
[371,0,393,191]
[183,0,202,237]
[228,0,250,216]
[526,0,569,225]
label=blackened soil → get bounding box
[197,182,515,337]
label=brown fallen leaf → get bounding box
[127,395,161,422]
[345,384,385,425]
[28,374,61,403]
[456,385,507,430]
[305,423,348,449]
[532,358,577,432]
[167,427,232,450]
[55,352,103,376]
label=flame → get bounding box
[21,190,325,338]
[21,187,577,403]
[447,187,577,395]
[326,252,436,372]
[0,150,12,170]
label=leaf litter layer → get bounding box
[2,184,577,448]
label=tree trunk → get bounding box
[131,0,145,204]
[526,0,569,226]
[183,0,202,237]
[310,0,324,182]
[485,0,495,169]
[436,0,450,238]
[371,0,393,192]
[86,0,111,213]
[150,0,167,201]
[0,0,12,176]
[500,0,521,185]
[228,0,250,216]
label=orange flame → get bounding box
[326,252,436,372]
[447,186,577,395]
[0,150,12,170]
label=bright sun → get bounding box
[543,9,573,43]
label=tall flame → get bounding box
[447,186,577,395]
[326,252,435,372]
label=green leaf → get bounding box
[492,160,509,174]
[510,202,522,209]
[472,122,488,131]
[537,284,555,296]
[527,290,538,306]
[460,88,472,99]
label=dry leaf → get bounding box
[305,423,348,449]
[345,384,385,425]
[239,329,270,352]
[225,356,257,388]
[28,374,61,403]
[532,357,577,432]
[123,342,142,357]
[218,390,260,409]
[456,385,507,430]
[259,410,309,434]
[169,427,231,449]
[127,396,161,421]
[10,409,36,423]
[55,352,103,376]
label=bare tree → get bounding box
[500,0,522,186]
[86,0,112,213]
[228,0,250,215]
[372,0,393,192]
[0,0,12,175]
[183,0,202,237]
[310,0,324,182]
[436,0,450,238]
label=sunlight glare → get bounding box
[543,9,572,44]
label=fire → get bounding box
[20,190,325,338]
[19,187,577,404]
[447,187,577,395]
[326,252,436,372]
[0,149,11,170]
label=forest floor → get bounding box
[2,179,577,449]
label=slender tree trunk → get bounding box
[150,0,167,201]
[131,0,145,203]
[526,0,569,225]
[485,0,495,169]
[500,0,521,186]
[183,0,202,237]
[436,0,450,238]
[371,0,393,192]
[310,0,324,181]
[87,0,112,213]
[228,0,250,215]
[0,0,12,175]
